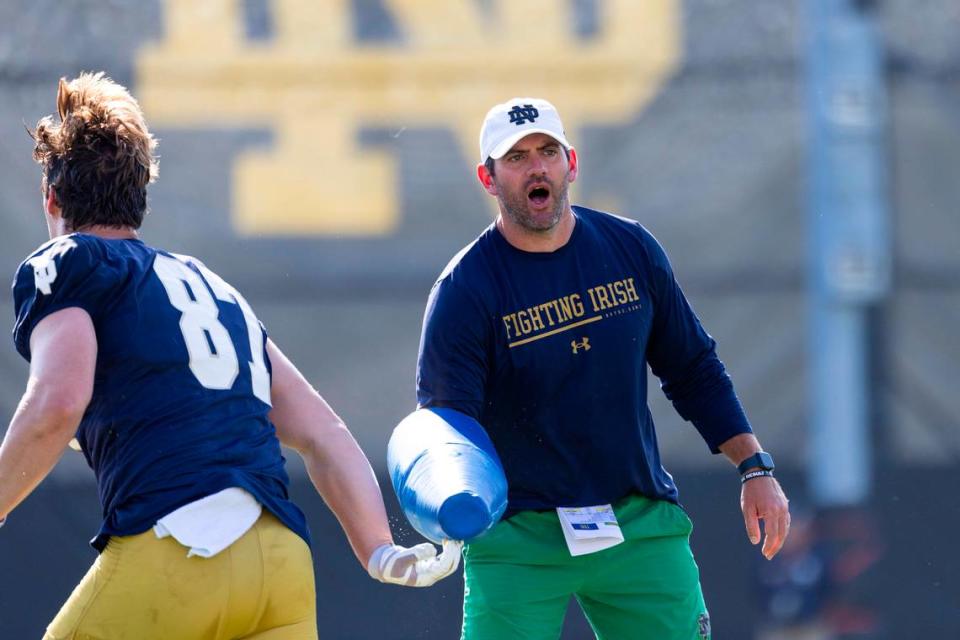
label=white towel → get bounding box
[154,487,262,558]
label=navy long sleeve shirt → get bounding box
[417,206,751,514]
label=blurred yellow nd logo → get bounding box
[137,1,680,236]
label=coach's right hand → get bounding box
[368,539,462,587]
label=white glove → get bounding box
[367,539,462,587]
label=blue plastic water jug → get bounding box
[387,407,508,543]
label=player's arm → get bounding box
[266,338,391,564]
[718,433,790,560]
[0,308,96,524]
[266,339,459,586]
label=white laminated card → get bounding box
[556,504,625,556]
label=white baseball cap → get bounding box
[479,98,571,161]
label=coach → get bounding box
[415,98,791,640]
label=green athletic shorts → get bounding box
[461,493,711,640]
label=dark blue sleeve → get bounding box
[12,236,111,361]
[416,277,490,421]
[642,232,752,453]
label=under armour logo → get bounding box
[508,104,539,125]
[571,337,591,354]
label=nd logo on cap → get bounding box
[508,104,540,125]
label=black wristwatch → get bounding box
[737,451,775,475]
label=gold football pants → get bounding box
[44,511,317,640]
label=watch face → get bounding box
[756,452,774,470]
[739,452,775,473]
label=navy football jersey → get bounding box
[12,233,308,551]
[417,206,752,514]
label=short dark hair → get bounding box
[30,72,158,230]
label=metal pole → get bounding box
[806,0,890,507]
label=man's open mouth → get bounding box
[528,185,551,205]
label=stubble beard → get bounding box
[497,175,570,234]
